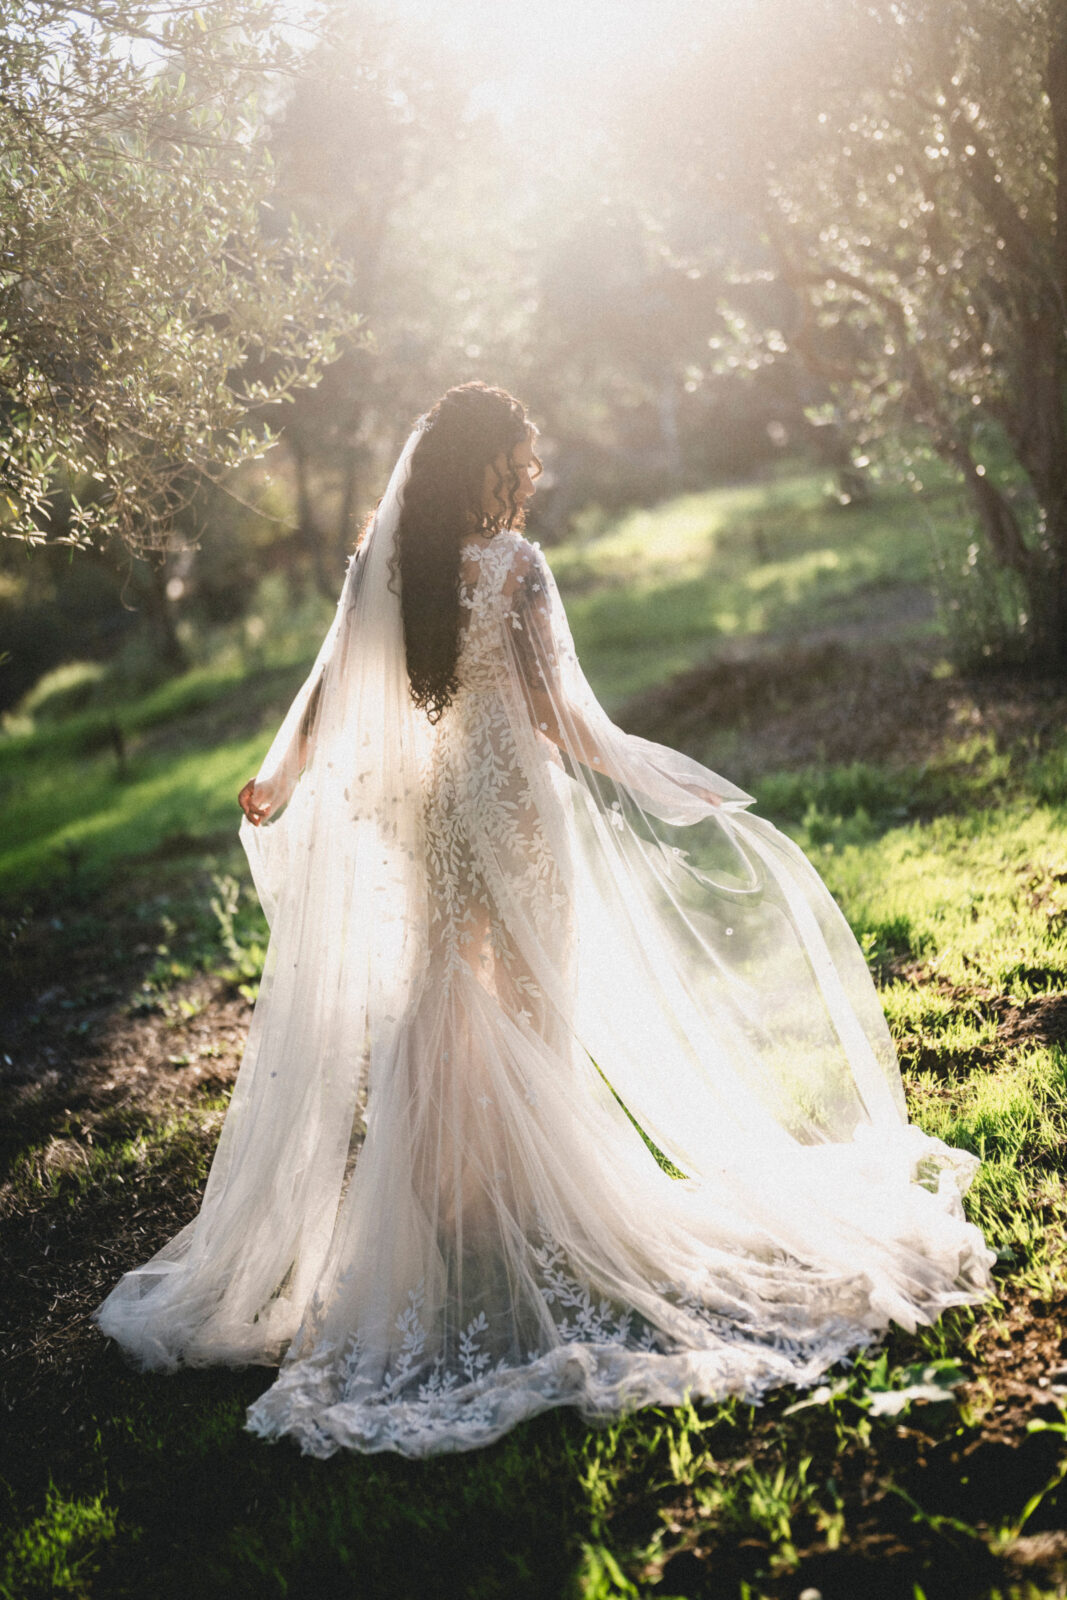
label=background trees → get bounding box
[268,10,528,592]
[639,0,1067,665]
[0,0,357,554]
[4,0,1067,708]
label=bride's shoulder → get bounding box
[460,531,550,600]
[497,529,548,568]
[496,531,550,593]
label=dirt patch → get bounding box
[619,638,1067,783]
[1,964,247,1175]
[898,996,1067,1082]
[999,990,1067,1051]
[0,872,253,1388]
[964,1289,1067,1443]
[638,1284,1067,1598]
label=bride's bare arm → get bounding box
[239,674,324,825]
[524,684,722,806]
[507,548,722,806]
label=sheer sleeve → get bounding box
[499,538,755,821]
[486,529,930,1164]
[503,543,569,742]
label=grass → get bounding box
[2,466,1067,1598]
[0,465,965,897]
[776,781,1067,993]
[550,466,960,704]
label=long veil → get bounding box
[96,428,993,1455]
[95,428,431,1366]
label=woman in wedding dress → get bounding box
[95,381,994,1457]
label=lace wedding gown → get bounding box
[96,496,994,1457]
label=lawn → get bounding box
[2,469,1067,1599]
[550,466,961,705]
[0,464,965,897]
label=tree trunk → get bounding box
[335,380,367,567]
[958,459,1034,577]
[1028,500,1067,668]
[1035,2,1067,666]
[657,376,684,489]
[992,311,1067,670]
[1047,0,1067,315]
[290,430,333,598]
[806,413,872,506]
[138,557,188,675]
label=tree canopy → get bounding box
[640,0,1067,663]
[0,0,358,552]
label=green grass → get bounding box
[0,733,265,892]
[0,1487,118,1599]
[3,466,1067,1598]
[4,1100,226,1219]
[811,806,1067,996]
[0,467,960,896]
[550,468,958,703]
[0,658,310,895]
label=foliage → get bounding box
[209,872,265,1002]
[0,0,359,553]
[641,0,1067,667]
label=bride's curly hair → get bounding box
[389,381,540,723]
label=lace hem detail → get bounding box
[245,1321,893,1458]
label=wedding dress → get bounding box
[95,428,994,1457]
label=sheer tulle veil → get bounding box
[95,426,432,1366]
[96,411,994,1456]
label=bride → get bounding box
[95,381,993,1457]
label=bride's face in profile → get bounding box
[481,434,538,524]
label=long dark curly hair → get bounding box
[387,382,540,723]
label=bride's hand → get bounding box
[688,786,723,808]
[238,776,282,826]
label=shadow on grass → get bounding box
[3,1350,590,1600]
[7,1322,1067,1600]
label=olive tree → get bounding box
[0,0,359,553]
[641,0,1067,666]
